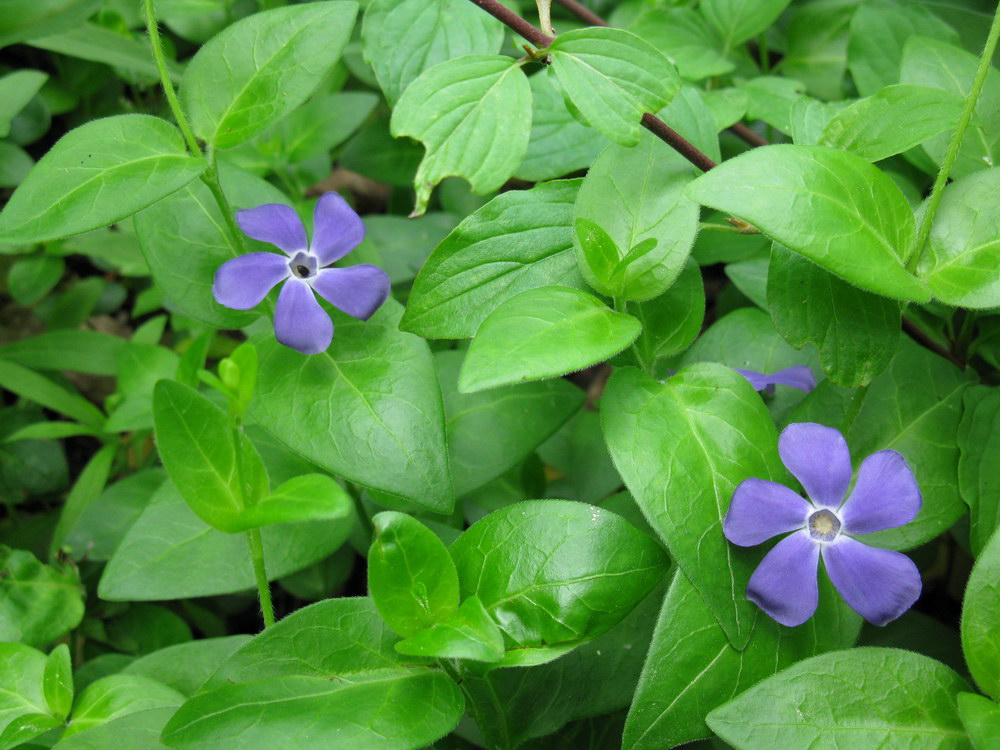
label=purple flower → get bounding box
[724,422,922,627]
[734,365,816,395]
[213,192,390,355]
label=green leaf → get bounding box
[0,70,47,138]
[27,24,181,83]
[767,243,900,387]
[153,380,268,532]
[781,0,854,100]
[7,254,63,306]
[602,364,785,648]
[963,528,1000,700]
[630,258,705,374]
[573,129,699,300]
[53,442,119,559]
[395,595,504,663]
[629,8,731,81]
[122,637,251,697]
[686,144,929,302]
[161,670,463,750]
[278,91,378,163]
[43,644,72,721]
[918,168,1000,307]
[401,179,585,339]
[349,212,459,286]
[0,115,205,244]
[391,55,531,217]
[623,570,861,750]
[0,643,55,747]
[0,546,82,647]
[362,0,503,106]
[368,511,460,637]
[48,707,173,750]
[252,300,452,514]
[0,0,99,47]
[0,141,33,188]
[449,500,668,649]
[958,692,1000,749]
[958,386,1000,556]
[0,360,104,428]
[437,349,583,497]
[548,27,680,147]
[701,0,792,51]
[739,76,805,135]
[230,474,353,533]
[900,36,1000,179]
[0,712,61,749]
[515,69,607,182]
[181,2,358,149]
[820,84,965,163]
[63,675,184,739]
[538,410,622,505]
[458,286,641,393]
[706,648,971,748]
[98,481,351,600]
[0,330,125,376]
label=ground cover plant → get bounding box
[0,0,999,746]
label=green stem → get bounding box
[908,3,1000,272]
[841,385,868,435]
[246,528,275,628]
[143,0,200,155]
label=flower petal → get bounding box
[310,192,365,265]
[724,478,810,547]
[746,531,820,627]
[840,450,921,535]
[213,253,289,310]
[236,204,308,255]
[311,265,390,321]
[779,422,852,508]
[734,365,816,393]
[274,279,333,355]
[822,537,921,626]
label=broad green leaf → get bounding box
[7,254,63,306]
[391,55,531,217]
[820,84,965,163]
[50,442,116,558]
[629,8,731,81]
[958,386,1000,555]
[629,258,704,375]
[181,2,358,149]
[395,595,504,663]
[122,637,251,697]
[739,76,806,135]
[43,644,72,721]
[0,545,83,647]
[50,707,173,750]
[789,97,847,146]
[781,0,854,100]
[919,168,1000,307]
[99,481,351,600]
[134,162,286,329]
[368,511,460,637]
[602,364,786,648]
[0,0,99,48]
[63,675,183,739]
[229,474,352,533]
[0,70,47,138]
[0,712,61,749]
[767,243,900,387]
[707,648,971,748]
[349,212,459,286]
[686,145,929,302]
[858,609,966,678]
[701,0,792,52]
[401,179,584,339]
[573,129,699,301]
[0,142,33,188]
[362,0,503,105]
[153,380,268,532]
[0,115,204,244]
[161,670,463,750]
[847,0,959,96]
[962,529,1000,700]
[656,85,722,163]
[958,692,1000,749]
[278,91,378,163]
[548,27,680,147]
[724,255,769,309]
[449,500,668,649]
[100,604,193,657]
[252,300,453,514]
[436,349,583,497]
[538,410,622,505]
[27,24,181,83]
[0,643,58,749]
[623,570,861,750]
[458,286,641,393]
[901,36,1000,178]
[0,330,125,376]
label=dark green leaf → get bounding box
[0,330,125,376]
[47,707,173,750]
[122,637,251,697]
[7,255,63,306]
[958,386,1000,555]
[629,8,731,81]
[27,24,180,82]
[630,258,704,373]
[701,0,792,51]
[962,528,1000,700]
[62,675,183,739]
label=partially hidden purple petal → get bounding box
[274,279,332,355]
[725,478,810,547]
[310,192,365,266]
[840,450,922,535]
[822,537,921,626]
[779,422,852,508]
[236,204,308,255]
[765,365,816,392]
[213,253,289,310]
[747,531,820,627]
[311,265,390,320]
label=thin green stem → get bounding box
[909,3,1000,272]
[841,385,869,435]
[246,528,275,628]
[143,0,200,155]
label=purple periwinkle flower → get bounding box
[734,365,816,394]
[213,192,390,355]
[724,422,922,628]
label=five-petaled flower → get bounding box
[724,422,922,627]
[213,192,390,355]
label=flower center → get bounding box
[289,251,317,279]
[807,508,842,543]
